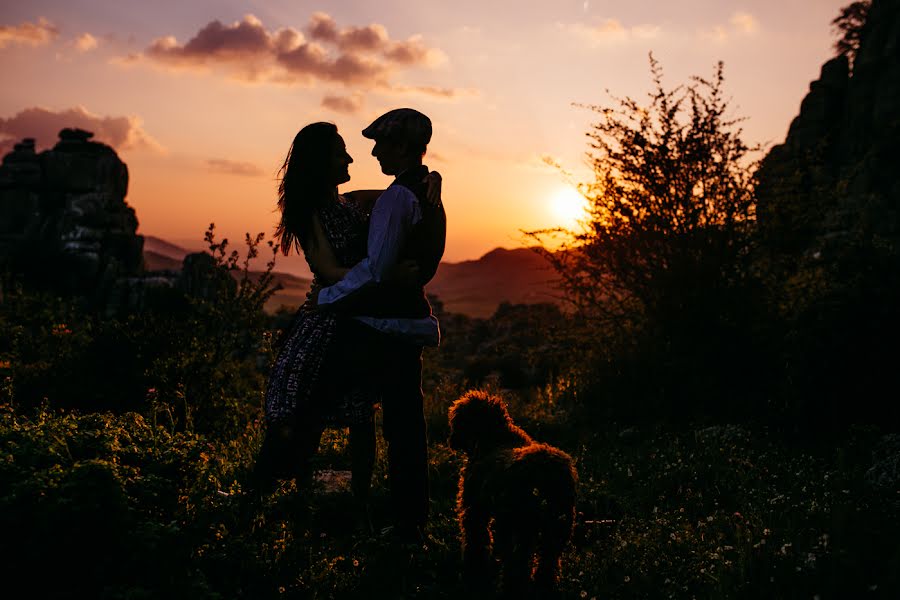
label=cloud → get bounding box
[0,106,163,154]
[730,12,759,35]
[387,84,479,99]
[562,19,661,46]
[321,94,364,114]
[703,12,760,42]
[0,17,58,48]
[72,33,99,52]
[132,13,455,95]
[206,158,266,177]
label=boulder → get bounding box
[0,128,144,307]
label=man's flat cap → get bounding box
[362,108,432,146]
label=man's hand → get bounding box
[423,171,442,208]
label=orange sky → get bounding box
[1,1,849,272]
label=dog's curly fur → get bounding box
[448,390,577,597]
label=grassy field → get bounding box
[3,375,897,599]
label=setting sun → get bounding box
[550,185,589,229]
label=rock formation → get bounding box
[0,129,144,305]
[755,0,900,423]
[756,0,900,258]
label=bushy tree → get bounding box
[832,1,871,67]
[529,57,764,416]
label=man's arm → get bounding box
[318,186,419,307]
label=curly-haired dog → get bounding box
[448,390,577,597]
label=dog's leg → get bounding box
[460,473,493,587]
[534,507,574,594]
[461,505,492,578]
[497,532,534,599]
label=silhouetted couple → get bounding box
[252,109,445,543]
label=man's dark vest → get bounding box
[330,164,446,318]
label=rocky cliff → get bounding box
[756,0,900,257]
[0,128,144,305]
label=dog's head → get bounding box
[448,390,516,455]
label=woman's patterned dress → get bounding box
[264,195,375,426]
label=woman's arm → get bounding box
[305,214,349,285]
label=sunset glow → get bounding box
[0,1,850,271]
[550,186,589,230]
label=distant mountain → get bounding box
[142,235,313,312]
[142,237,561,317]
[144,236,193,262]
[429,247,561,318]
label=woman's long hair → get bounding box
[275,122,339,256]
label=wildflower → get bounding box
[0,360,11,369]
[353,559,359,567]
[581,591,588,598]
[624,575,631,583]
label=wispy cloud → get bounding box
[730,12,759,35]
[124,12,459,97]
[561,19,661,46]
[703,12,760,42]
[387,84,480,99]
[0,17,58,49]
[321,93,364,114]
[206,158,266,177]
[0,106,163,154]
[72,33,99,52]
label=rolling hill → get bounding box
[142,236,561,317]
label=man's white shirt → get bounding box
[318,185,441,347]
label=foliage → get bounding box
[0,225,280,438]
[432,300,576,390]
[0,404,228,598]
[2,392,897,599]
[528,57,766,418]
[832,1,871,67]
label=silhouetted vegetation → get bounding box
[529,57,769,421]
[832,1,871,67]
[1,2,898,597]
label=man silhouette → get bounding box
[316,108,446,542]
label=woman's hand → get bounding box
[423,171,442,207]
[385,259,421,286]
